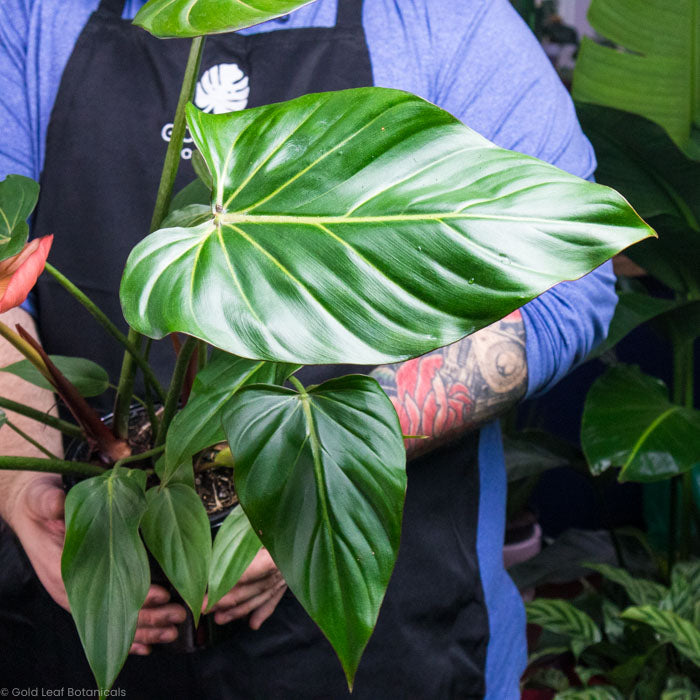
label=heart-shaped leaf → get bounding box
[0,175,40,260]
[162,351,295,483]
[581,364,700,482]
[134,0,315,38]
[206,505,261,611]
[572,0,700,159]
[222,374,406,687]
[0,355,109,397]
[62,468,149,691]
[120,88,654,366]
[141,483,212,623]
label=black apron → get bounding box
[4,1,490,697]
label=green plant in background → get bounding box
[0,0,654,692]
[570,0,700,564]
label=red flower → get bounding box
[0,235,53,313]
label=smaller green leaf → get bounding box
[0,174,40,260]
[584,562,667,607]
[601,598,625,643]
[0,355,109,397]
[528,667,570,692]
[526,599,602,656]
[167,178,211,218]
[581,365,700,482]
[161,202,212,229]
[660,562,700,620]
[662,675,700,700]
[62,468,149,691]
[206,506,261,611]
[574,666,607,685]
[527,645,570,665]
[134,0,314,38]
[621,605,700,667]
[141,483,212,624]
[555,687,623,700]
[191,150,212,188]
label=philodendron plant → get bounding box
[0,0,654,691]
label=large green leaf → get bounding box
[0,175,40,260]
[120,88,654,366]
[572,1,700,159]
[584,562,667,607]
[221,374,406,687]
[206,505,261,611]
[621,605,700,667]
[0,355,109,397]
[581,364,700,482]
[134,0,314,38]
[140,483,212,623]
[162,350,295,483]
[62,468,149,691]
[525,598,602,657]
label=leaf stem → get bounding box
[5,419,60,459]
[0,396,83,438]
[0,455,104,476]
[155,336,197,447]
[113,445,165,469]
[112,35,206,436]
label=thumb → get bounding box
[27,478,65,522]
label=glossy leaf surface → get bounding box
[207,505,261,610]
[141,483,211,623]
[582,365,700,482]
[163,350,295,483]
[222,375,406,686]
[120,88,654,366]
[572,1,700,159]
[134,0,314,38]
[62,469,149,691]
[0,175,39,260]
[0,355,109,397]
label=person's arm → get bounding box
[371,310,527,458]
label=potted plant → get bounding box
[0,0,653,691]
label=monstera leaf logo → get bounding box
[194,63,250,114]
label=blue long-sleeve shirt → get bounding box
[0,2,617,696]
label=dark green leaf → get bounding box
[660,561,700,621]
[206,506,261,611]
[572,3,700,159]
[167,178,211,219]
[601,598,625,643]
[222,375,406,687]
[162,351,295,483]
[584,562,667,607]
[120,88,653,366]
[503,430,576,482]
[621,605,700,667]
[62,468,149,691]
[141,483,211,623]
[662,675,700,700]
[652,299,700,346]
[192,150,212,188]
[555,687,623,700]
[526,599,602,656]
[527,645,570,665]
[161,202,212,229]
[581,365,700,482]
[528,667,570,692]
[0,174,40,260]
[0,355,109,397]
[134,0,314,38]
[0,408,5,428]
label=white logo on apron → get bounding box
[161,63,250,160]
[194,63,250,114]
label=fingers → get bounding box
[237,548,277,584]
[130,585,187,653]
[212,577,286,625]
[249,582,287,630]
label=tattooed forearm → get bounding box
[371,311,527,458]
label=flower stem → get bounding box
[0,396,82,438]
[112,35,206,437]
[0,455,104,477]
[155,336,197,448]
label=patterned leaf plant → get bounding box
[0,0,656,692]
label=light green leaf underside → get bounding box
[0,174,40,260]
[572,0,700,159]
[133,0,315,38]
[581,364,700,482]
[222,374,406,687]
[62,469,149,691]
[207,506,261,610]
[141,483,212,623]
[120,88,653,366]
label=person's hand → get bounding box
[204,549,287,630]
[4,472,187,655]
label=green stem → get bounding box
[114,445,165,469]
[289,375,305,393]
[197,339,208,371]
[113,331,142,439]
[0,396,83,438]
[5,419,60,459]
[112,35,206,435]
[155,337,197,447]
[43,263,165,401]
[0,455,104,477]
